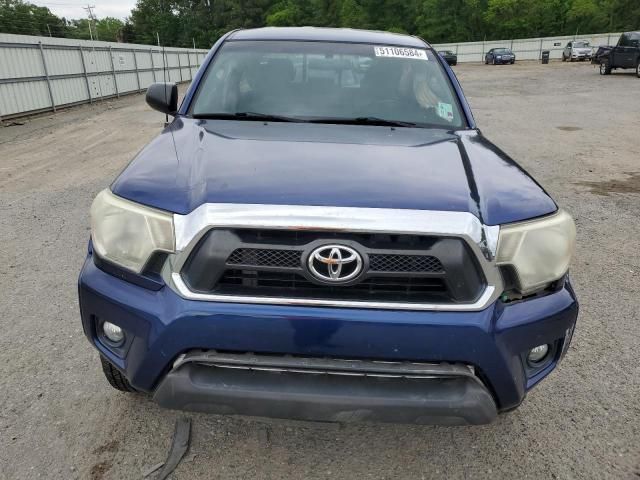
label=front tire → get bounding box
[562,54,567,62]
[100,356,136,392]
[636,61,640,78]
[599,61,612,75]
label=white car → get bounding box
[562,40,593,62]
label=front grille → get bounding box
[226,248,444,274]
[369,254,443,273]
[216,269,448,302]
[227,248,302,268]
[180,229,486,304]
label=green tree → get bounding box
[416,0,487,43]
[0,0,65,36]
[65,19,94,40]
[266,0,303,26]
[129,0,182,46]
[484,0,533,38]
[3,0,638,49]
[338,0,368,28]
[566,0,606,34]
[96,17,125,42]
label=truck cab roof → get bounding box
[228,27,429,48]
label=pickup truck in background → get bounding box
[593,31,640,77]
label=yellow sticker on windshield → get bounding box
[374,46,428,60]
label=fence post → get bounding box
[132,49,141,93]
[539,38,543,60]
[607,34,612,45]
[38,42,56,113]
[481,39,485,62]
[150,48,156,82]
[187,50,192,80]
[108,46,119,98]
[78,45,93,104]
[177,51,183,83]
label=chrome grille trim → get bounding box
[171,272,496,311]
[173,204,499,257]
[166,203,503,311]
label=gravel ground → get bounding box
[0,61,638,480]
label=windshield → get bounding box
[190,41,466,129]
[494,48,511,54]
[574,41,590,48]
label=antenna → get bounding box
[160,33,169,125]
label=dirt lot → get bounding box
[1,61,639,480]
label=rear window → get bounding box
[190,40,466,129]
[620,33,640,46]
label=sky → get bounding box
[31,1,137,20]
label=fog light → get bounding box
[528,344,550,364]
[103,321,124,344]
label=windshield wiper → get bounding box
[309,116,418,128]
[192,112,304,123]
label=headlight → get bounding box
[90,189,175,273]
[496,210,576,294]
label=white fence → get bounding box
[433,32,621,63]
[0,31,626,119]
[0,34,209,120]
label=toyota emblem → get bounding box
[307,245,363,283]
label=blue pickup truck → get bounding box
[78,27,578,425]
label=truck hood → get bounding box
[111,118,556,226]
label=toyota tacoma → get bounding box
[79,27,578,425]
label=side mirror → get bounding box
[146,83,178,116]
